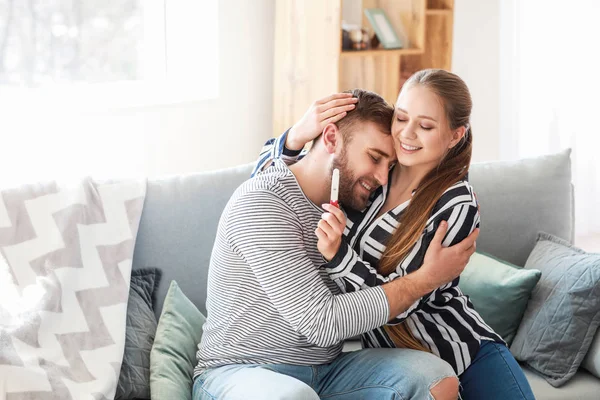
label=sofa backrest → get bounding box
[132,163,255,318]
[469,149,573,267]
[132,150,574,318]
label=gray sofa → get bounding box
[131,150,600,399]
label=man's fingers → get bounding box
[431,221,448,247]
[458,228,480,252]
[471,241,477,253]
[315,92,354,105]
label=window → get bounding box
[0,0,219,109]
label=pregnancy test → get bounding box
[330,168,340,208]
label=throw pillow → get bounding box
[0,177,146,399]
[510,232,600,387]
[150,281,206,400]
[459,252,541,345]
[115,268,162,400]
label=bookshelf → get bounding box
[272,0,454,134]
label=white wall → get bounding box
[140,0,276,175]
[146,0,275,175]
[452,0,501,162]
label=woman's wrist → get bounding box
[285,127,306,151]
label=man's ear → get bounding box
[321,123,341,155]
[448,126,467,149]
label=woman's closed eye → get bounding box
[397,115,434,131]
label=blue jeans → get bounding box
[459,340,535,400]
[194,348,456,400]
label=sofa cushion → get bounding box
[150,281,206,400]
[458,252,541,345]
[582,329,600,378]
[115,268,161,400]
[524,367,600,400]
[469,149,573,267]
[511,232,600,387]
[132,163,255,318]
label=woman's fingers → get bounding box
[322,205,346,230]
[317,218,337,239]
[320,104,356,122]
[315,92,354,105]
[315,226,327,241]
[322,113,347,126]
[321,213,345,236]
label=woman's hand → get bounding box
[315,203,347,261]
[287,93,358,151]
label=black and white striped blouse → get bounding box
[255,132,504,375]
[194,160,390,377]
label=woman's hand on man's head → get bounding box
[287,93,358,151]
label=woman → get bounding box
[256,69,535,399]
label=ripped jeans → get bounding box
[193,348,456,400]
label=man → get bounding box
[194,90,475,400]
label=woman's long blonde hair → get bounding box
[381,69,473,351]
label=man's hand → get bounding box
[418,222,479,292]
[287,93,358,151]
[315,203,347,261]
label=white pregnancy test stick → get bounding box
[330,168,340,207]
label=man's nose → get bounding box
[375,165,389,187]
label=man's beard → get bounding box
[331,146,372,211]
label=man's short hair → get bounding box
[312,89,394,149]
[338,89,393,138]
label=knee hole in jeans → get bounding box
[430,376,459,400]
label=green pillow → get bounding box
[150,281,206,400]
[459,252,541,345]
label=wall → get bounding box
[452,0,501,162]
[141,0,276,175]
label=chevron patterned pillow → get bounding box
[0,177,146,399]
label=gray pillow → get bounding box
[510,232,600,387]
[115,268,162,400]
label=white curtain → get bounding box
[501,0,600,237]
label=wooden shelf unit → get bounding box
[272,0,454,134]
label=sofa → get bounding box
[131,150,600,399]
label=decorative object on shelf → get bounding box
[364,8,403,49]
[350,28,370,50]
[341,22,370,51]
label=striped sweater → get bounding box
[255,131,504,375]
[194,160,390,377]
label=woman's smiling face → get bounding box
[392,85,456,170]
